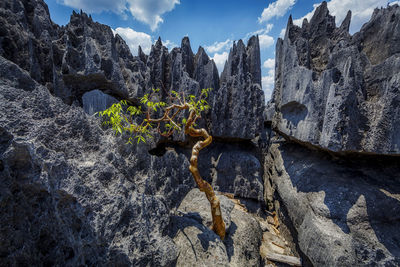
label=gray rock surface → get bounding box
[272,1,400,154]
[263,3,400,266]
[171,189,262,267]
[0,0,266,266]
[0,56,191,266]
[82,89,118,115]
[264,138,400,266]
[0,0,151,104]
[211,36,265,140]
[0,0,57,85]
[0,0,264,141]
[198,142,264,201]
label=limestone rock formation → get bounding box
[264,139,400,266]
[0,0,58,85]
[0,0,267,265]
[82,89,118,115]
[0,56,192,265]
[198,142,264,201]
[0,0,264,141]
[171,189,262,267]
[211,36,265,140]
[272,1,400,154]
[264,2,400,266]
[0,0,151,104]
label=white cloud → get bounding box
[293,0,392,34]
[279,28,286,39]
[211,51,229,74]
[259,34,274,49]
[258,0,296,23]
[262,69,275,101]
[205,39,233,54]
[114,27,152,55]
[246,23,274,39]
[266,23,274,33]
[163,39,177,51]
[263,58,275,69]
[127,0,180,31]
[59,0,180,31]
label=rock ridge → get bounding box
[264,2,400,266]
[271,1,400,155]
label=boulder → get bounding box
[170,189,262,267]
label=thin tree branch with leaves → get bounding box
[97,88,226,240]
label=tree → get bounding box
[97,88,226,240]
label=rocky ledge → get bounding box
[265,2,400,266]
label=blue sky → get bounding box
[46,0,399,100]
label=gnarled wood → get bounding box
[110,91,225,239]
[185,110,226,240]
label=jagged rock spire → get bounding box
[339,10,352,33]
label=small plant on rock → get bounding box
[97,88,226,240]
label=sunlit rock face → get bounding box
[0,0,266,265]
[272,1,400,154]
[211,36,265,140]
[263,2,400,266]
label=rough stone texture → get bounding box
[198,142,264,201]
[264,3,400,266]
[264,138,400,266]
[171,189,262,267]
[82,89,118,115]
[0,56,195,266]
[0,0,266,265]
[272,2,400,154]
[0,0,151,104]
[211,36,265,140]
[0,0,57,85]
[0,0,264,141]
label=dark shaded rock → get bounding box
[198,142,264,201]
[353,5,400,65]
[264,138,400,266]
[272,2,400,154]
[0,0,150,104]
[138,45,147,63]
[147,37,171,92]
[0,56,189,266]
[180,37,195,77]
[194,46,220,91]
[211,36,265,140]
[0,1,267,265]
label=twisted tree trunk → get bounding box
[185,111,226,240]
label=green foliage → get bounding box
[97,88,212,144]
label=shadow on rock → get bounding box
[277,141,400,263]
